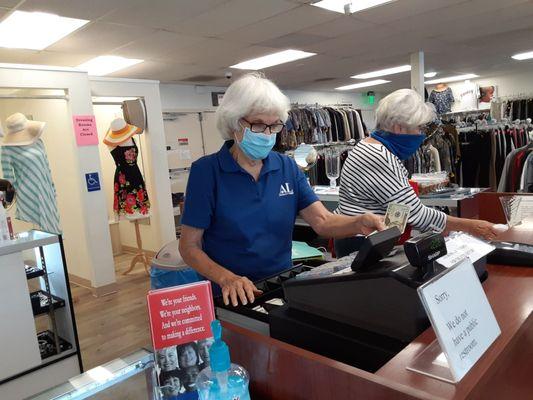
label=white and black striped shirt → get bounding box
[338,141,447,232]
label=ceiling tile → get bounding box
[434,4,533,44]
[176,0,299,36]
[19,0,135,20]
[391,0,532,33]
[352,0,467,24]
[258,32,330,48]
[0,48,39,64]
[108,60,220,81]
[299,15,376,38]
[112,31,208,62]
[47,22,157,54]
[21,50,98,67]
[221,5,338,44]
[192,43,279,68]
[303,25,397,57]
[0,1,20,7]
[101,0,231,32]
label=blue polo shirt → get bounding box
[181,141,319,282]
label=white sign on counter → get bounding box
[416,259,501,382]
[436,233,494,269]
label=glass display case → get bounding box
[0,230,82,399]
[28,349,158,400]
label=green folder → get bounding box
[291,241,324,261]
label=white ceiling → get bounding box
[0,0,532,92]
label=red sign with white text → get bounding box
[147,281,215,351]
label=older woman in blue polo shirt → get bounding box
[179,73,384,307]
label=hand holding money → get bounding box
[384,203,411,234]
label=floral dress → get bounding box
[111,138,150,216]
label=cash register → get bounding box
[269,228,489,372]
[216,228,489,372]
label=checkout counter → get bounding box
[216,224,533,399]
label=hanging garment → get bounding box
[489,130,498,190]
[353,110,365,140]
[111,138,150,216]
[458,81,478,111]
[1,139,61,234]
[428,145,441,172]
[429,88,454,114]
[520,151,533,192]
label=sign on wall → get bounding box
[73,115,99,146]
[85,172,101,192]
[211,92,225,106]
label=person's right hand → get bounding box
[219,273,263,307]
[468,219,500,241]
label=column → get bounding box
[410,51,425,97]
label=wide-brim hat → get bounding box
[2,113,46,146]
[103,117,141,146]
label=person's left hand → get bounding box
[355,213,386,236]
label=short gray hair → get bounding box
[216,72,290,140]
[375,89,436,132]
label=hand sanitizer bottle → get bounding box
[196,320,251,400]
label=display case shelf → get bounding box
[37,330,73,360]
[25,265,45,280]
[30,290,66,317]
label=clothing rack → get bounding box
[441,109,487,117]
[276,104,366,152]
[494,92,533,101]
[311,140,356,148]
[290,102,354,108]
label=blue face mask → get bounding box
[237,127,276,160]
[371,129,425,160]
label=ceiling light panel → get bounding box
[335,79,390,91]
[512,51,533,60]
[425,74,478,84]
[77,56,144,76]
[230,49,316,70]
[424,72,437,78]
[0,11,89,50]
[352,65,411,79]
[312,0,396,14]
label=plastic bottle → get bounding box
[0,202,10,242]
[195,320,250,400]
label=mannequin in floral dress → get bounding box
[104,118,150,219]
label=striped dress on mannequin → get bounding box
[1,139,61,234]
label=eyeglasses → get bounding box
[241,118,285,134]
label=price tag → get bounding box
[436,233,494,268]
[417,258,501,382]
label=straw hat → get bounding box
[103,118,141,146]
[2,113,46,146]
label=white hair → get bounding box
[375,89,436,131]
[216,72,290,140]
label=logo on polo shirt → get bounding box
[279,182,294,197]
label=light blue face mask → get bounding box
[237,127,276,160]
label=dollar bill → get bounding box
[384,203,411,234]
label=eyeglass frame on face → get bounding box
[240,118,285,135]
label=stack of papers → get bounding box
[291,241,324,261]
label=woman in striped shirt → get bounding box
[338,89,498,243]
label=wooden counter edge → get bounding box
[222,320,440,400]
